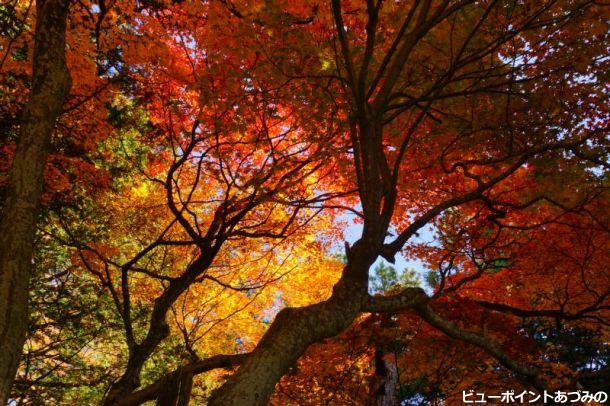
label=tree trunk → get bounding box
[208,240,377,405]
[370,348,400,406]
[155,370,193,406]
[0,0,71,402]
[207,112,390,405]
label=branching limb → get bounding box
[115,353,248,406]
[361,287,429,313]
[475,298,610,324]
[414,304,546,391]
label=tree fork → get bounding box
[104,253,218,404]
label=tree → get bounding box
[0,0,71,400]
[206,1,608,404]
[2,0,608,404]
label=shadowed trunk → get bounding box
[0,0,71,401]
[155,370,193,406]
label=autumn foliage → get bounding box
[0,0,608,404]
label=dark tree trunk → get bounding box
[0,0,71,401]
[155,370,193,406]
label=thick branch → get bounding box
[414,304,545,390]
[475,300,610,322]
[116,353,248,406]
[361,287,429,313]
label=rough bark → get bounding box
[209,284,363,405]
[370,347,400,406]
[208,240,377,405]
[0,0,71,402]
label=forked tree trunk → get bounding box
[0,0,71,401]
